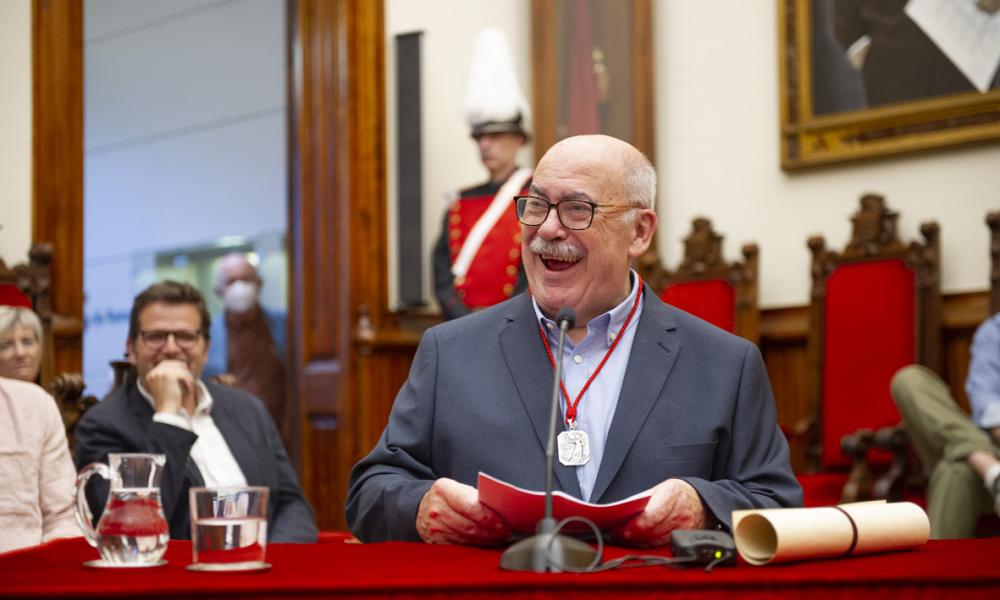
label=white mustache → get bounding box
[529,237,583,262]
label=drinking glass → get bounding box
[188,487,270,572]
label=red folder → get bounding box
[477,472,652,533]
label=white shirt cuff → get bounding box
[153,411,193,432]
[980,402,1000,430]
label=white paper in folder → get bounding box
[732,501,930,565]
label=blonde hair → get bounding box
[0,306,43,346]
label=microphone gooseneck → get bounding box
[543,307,575,523]
[500,307,596,572]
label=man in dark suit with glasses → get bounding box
[75,280,317,542]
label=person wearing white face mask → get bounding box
[204,253,288,445]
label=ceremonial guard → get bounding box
[433,29,533,320]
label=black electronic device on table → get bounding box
[669,529,738,568]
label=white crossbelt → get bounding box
[451,167,533,279]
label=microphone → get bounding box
[500,307,597,572]
[555,307,576,330]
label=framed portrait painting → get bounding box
[779,0,1000,169]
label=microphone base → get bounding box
[499,532,597,573]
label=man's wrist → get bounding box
[153,411,192,431]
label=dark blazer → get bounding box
[75,381,317,542]
[346,285,802,542]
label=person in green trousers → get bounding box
[892,314,1000,538]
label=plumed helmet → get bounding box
[462,28,531,140]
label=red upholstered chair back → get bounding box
[660,279,736,333]
[0,284,33,308]
[639,217,759,343]
[821,260,915,469]
[806,194,942,472]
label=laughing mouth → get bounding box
[541,255,580,271]
[529,239,583,272]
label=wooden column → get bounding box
[32,0,84,375]
[288,0,386,530]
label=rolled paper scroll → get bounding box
[732,501,930,565]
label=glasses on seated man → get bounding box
[138,329,202,350]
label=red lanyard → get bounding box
[534,276,643,427]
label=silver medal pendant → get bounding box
[557,428,591,466]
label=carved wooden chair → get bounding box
[870,212,1000,521]
[796,194,942,507]
[638,217,759,343]
[0,243,96,451]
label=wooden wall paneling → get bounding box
[288,0,386,531]
[758,306,810,472]
[943,329,974,415]
[530,0,558,161]
[940,291,989,414]
[354,334,422,458]
[990,211,1000,314]
[629,0,654,162]
[32,0,84,375]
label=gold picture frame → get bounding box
[779,0,1000,170]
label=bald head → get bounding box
[522,134,659,330]
[536,135,656,210]
[215,252,260,295]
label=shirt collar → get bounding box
[137,377,213,417]
[532,269,642,348]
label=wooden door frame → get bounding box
[287,0,386,529]
[32,0,84,376]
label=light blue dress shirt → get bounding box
[531,271,643,501]
[966,313,1000,430]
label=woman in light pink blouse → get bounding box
[0,377,80,553]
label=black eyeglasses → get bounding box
[138,329,203,350]
[514,195,636,230]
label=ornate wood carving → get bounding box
[675,217,727,279]
[839,429,874,503]
[32,0,84,375]
[843,194,905,258]
[49,372,97,452]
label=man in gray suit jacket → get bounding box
[347,135,801,546]
[76,281,316,542]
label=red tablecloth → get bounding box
[1,535,998,599]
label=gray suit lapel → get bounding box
[590,286,680,502]
[498,295,583,499]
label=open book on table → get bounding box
[476,472,652,533]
